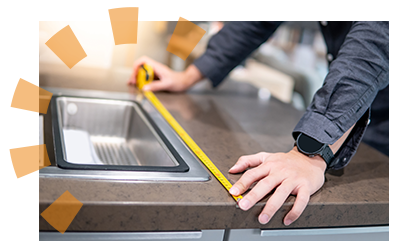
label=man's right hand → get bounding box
[128,56,203,92]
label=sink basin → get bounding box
[53,96,187,172]
[39,87,210,181]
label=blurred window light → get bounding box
[40,21,114,69]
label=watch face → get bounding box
[297,133,324,154]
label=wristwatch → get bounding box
[295,133,334,166]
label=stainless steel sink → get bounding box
[39,87,210,182]
[54,96,186,171]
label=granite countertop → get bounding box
[39,66,389,232]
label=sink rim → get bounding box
[52,95,190,172]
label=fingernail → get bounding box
[229,186,239,195]
[142,86,149,91]
[259,214,269,224]
[230,165,238,171]
[284,219,293,226]
[239,199,250,210]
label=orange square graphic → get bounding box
[178,16,190,22]
[39,91,52,114]
[41,191,83,234]
[108,7,139,21]
[39,144,51,169]
[11,79,53,114]
[111,21,138,45]
[109,7,139,45]
[10,144,50,178]
[10,77,39,113]
[8,145,39,179]
[45,25,87,69]
[166,17,206,61]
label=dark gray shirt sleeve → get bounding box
[193,21,283,86]
[293,21,389,169]
[193,21,389,170]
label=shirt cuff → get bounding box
[193,55,225,87]
[292,111,344,145]
[292,109,370,170]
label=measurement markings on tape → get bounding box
[144,90,242,202]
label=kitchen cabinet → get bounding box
[40,229,225,241]
[226,226,389,241]
[40,226,389,241]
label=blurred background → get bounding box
[39,21,329,110]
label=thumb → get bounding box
[142,80,167,92]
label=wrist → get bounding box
[291,146,327,172]
[182,64,203,88]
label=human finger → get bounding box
[128,56,161,85]
[258,180,296,224]
[236,175,280,211]
[229,152,270,174]
[142,80,168,92]
[229,163,271,196]
[283,187,310,226]
[128,56,150,85]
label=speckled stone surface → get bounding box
[39,67,389,232]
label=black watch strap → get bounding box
[321,145,334,166]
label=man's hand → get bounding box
[229,147,327,226]
[128,56,202,92]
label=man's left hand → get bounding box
[229,147,327,226]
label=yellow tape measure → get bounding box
[137,64,242,202]
[136,64,154,90]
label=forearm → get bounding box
[181,64,204,88]
[329,124,355,154]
